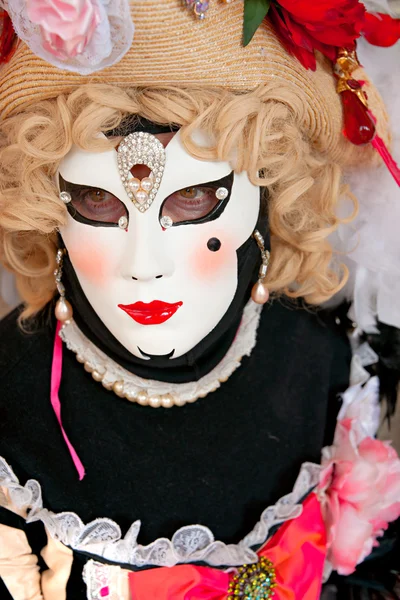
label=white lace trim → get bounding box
[60,299,263,404]
[0,456,320,568]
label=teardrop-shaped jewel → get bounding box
[117,133,166,213]
[55,297,73,322]
[341,90,376,146]
[251,281,269,305]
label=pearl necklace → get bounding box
[59,299,262,408]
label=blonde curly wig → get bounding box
[0,81,355,319]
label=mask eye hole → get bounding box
[60,176,128,227]
[160,172,234,226]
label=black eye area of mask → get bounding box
[160,171,234,226]
[59,170,234,228]
[59,175,128,228]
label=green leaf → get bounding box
[243,0,271,47]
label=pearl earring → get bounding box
[251,230,270,305]
[54,249,73,323]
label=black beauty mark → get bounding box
[207,238,222,252]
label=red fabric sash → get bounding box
[258,494,327,599]
[129,493,326,600]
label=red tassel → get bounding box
[335,48,400,186]
[0,8,17,64]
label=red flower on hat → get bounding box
[268,0,366,70]
[362,12,400,48]
[0,8,17,63]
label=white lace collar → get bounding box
[0,456,320,568]
[59,299,263,406]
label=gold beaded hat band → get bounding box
[0,0,388,168]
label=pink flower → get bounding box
[26,0,100,60]
[319,418,400,575]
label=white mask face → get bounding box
[59,131,260,359]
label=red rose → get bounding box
[269,0,366,70]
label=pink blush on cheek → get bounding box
[67,243,111,285]
[191,238,234,280]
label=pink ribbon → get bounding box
[51,321,85,480]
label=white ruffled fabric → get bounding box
[332,38,400,331]
[4,0,134,75]
[0,456,320,568]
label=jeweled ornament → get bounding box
[334,51,376,146]
[117,132,166,213]
[160,215,173,229]
[333,47,400,184]
[118,216,128,230]
[128,178,141,193]
[251,230,270,305]
[59,191,71,204]
[251,280,269,304]
[140,176,154,192]
[227,556,276,599]
[341,89,376,145]
[54,248,74,323]
[194,1,209,19]
[216,186,229,200]
[183,0,209,19]
[55,297,73,323]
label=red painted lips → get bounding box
[118,300,183,325]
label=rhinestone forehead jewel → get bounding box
[117,132,166,213]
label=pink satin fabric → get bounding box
[129,493,326,600]
[129,564,230,600]
[51,321,85,480]
[258,494,326,600]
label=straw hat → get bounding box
[0,0,388,165]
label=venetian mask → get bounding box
[58,130,260,360]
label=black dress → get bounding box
[0,298,351,598]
